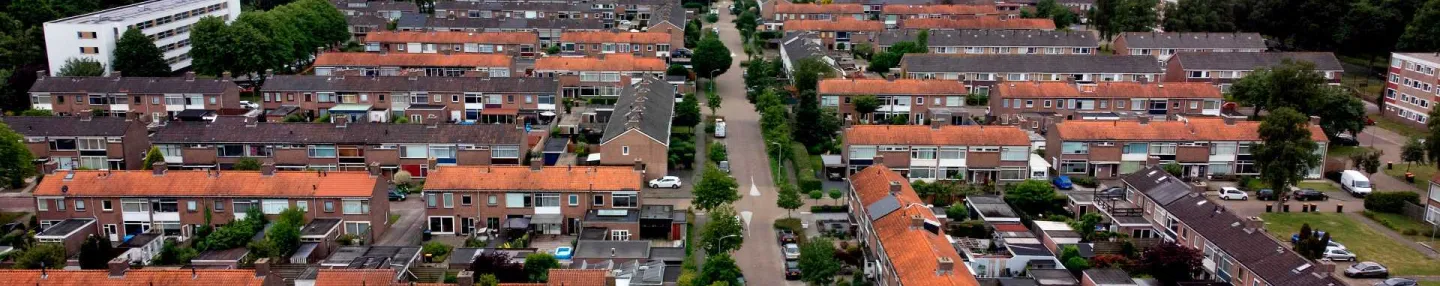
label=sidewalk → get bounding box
[1344,212,1439,259]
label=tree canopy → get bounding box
[1162,0,1239,32]
[798,237,841,285]
[1091,0,1159,40]
[1004,179,1059,215]
[1400,0,1440,51]
[78,234,114,269]
[111,28,171,77]
[190,0,346,82]
[693,163,739,211]
[0,122,36,188]
[695,253,743,286]
[1139,241,1204,285]
[868,38,925,73]
[57,57,104,77]
[1254,107,1321,198]
[675,93,702,128]
[693,33,732,79]
[1027,0,1079,28]
[700,205,745,255]
[523,253,561,282]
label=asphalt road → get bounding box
[375,197,425,246]
[706,5,800,285]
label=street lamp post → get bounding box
[710,234,742,254]
[770,141,784,170]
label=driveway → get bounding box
[375,197,425,246]
[704,4,802,285]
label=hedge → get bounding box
[774,217,808,245]
[791,142,823,192]
[810,205,848,213]
[1364,191,1420,213]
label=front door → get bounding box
[460,217,475,235]
[104,224,118,242]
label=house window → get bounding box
[101,200,112,211]
[324,201,334,212]
[76,200,86,211]
[443,193,454,208]
[488,195,498,206]
[611,229,631,240]
[308,145,337,158]
[185,201,195,212]
[1001,147,1027,161]
[593,194,604,206]
[262,199,288,214]
[461,195,472,205]
[568,195,579,206]
[612,193,638,208]
[622,146,630,155]
[1062,142,1089,154]
[342,200,369,214]
[535,193,561,207]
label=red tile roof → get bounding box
[850,166,980,286]
[560,31,671,44]
[364,31,538,45]
[818,79,968,95]
[775,3,863,14]
[314,269,395,286]
[33,170,379,198]
[783,19,884,32]
[901,17,1055,30]
[3,269,267,286]
[1054,118,1330,142]
[545,269,608,286]
[424,166,642,192]
[882,4,999,15]
[314,52,512,68]
[994,82,1222,99]
[845,125,1031,146]
[535,54,667,72]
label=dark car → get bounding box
[784,260,801,280]
[388,189,407,201]
[1376,278,1417,286]
[1332,133,1359,146]
[777,229,797,244]
[1255,189,1280,201]
[1345,261,1389,278]
[1292,189,1329,201]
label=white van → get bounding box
[1340,170,1372,196]
[714,118,727,138]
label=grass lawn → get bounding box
[1370,114,1428,139]
[1261,212,1440,276]
[1364,211,1436,241]
[1342,73,1385,101]
[1327,145,1376,159]
[1296,181,1342,193]
[1382,163,1435,190]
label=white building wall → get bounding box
[42,0,241,76]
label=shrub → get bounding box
[1071,176,1098,188]
[947,220,989,238]
[1364,191,1420,213]
[422,241,453,262]
[809,205,848,213]
[1403,229,1419,236]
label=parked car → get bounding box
[388,189,407,201]
[1218,187,1249,200]
[649,176,683,188]
[1052,175,1073,190]
[1292,189,1329,201]
[783,243,800,260]
[1327,240,1347,250]
[1323,247,1357,261]
[1098,187,1124,197]
[1291,230,1327,244]
[1333,133,1359,146]
[1256,188,1279,201]
[1340,170,1373,197]
[1345,261,1389,278]
[784,260,801,280]
[1376,278,1418,286]
[777,229,797,244]
[719,161,731,173]
[239,100,258,109]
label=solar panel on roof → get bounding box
[867,195,901,220]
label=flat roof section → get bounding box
[52,0,223,24]
[36,218,95,239]
[302,218,343,238]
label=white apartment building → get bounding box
[42,0,241,76]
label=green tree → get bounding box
[946,204,969,220]
[695,253,743,286]
[1311,87,1366,138]
[0,123,37,188]
[668,64,691,77]
[794,90,829,146]
[1092,0,1159,40]
[1351,149,1382,177]
[1426,106,1440,168]
[1254,107,1321,201]
[477,274,500,286]
[141,146,164,170]
[706,90,722,115]
[1337,0,1415,66]
[793,57,836,94]
[523,253,561,282]
[154,239,198,265]
[1248,0,1348,50]
[57,57,104,77]
[693,34,732,79]
[1161,0,1237,32]
[827,188,842,204]
[111,28,172,77]
[189,16,235,76]
[1162,162,1183,177]
[684,19,702,48]
[1068,213,1103,241]
[700,205,744,255]
[675,93,702,128]
[709,142,728,162]
[668,138,696,169]
[867,41,924,73]
[1229,59,1329,117]
[264,218,301,258]
[808,189,823,205]
[799,237,841,285]
[78,234,113,269]
[693,163,739,210]
[851,95,881,123]
[777,184,804,217]
[12,243,66,269]
[1031,0,1079,28]
[233,158,262,170]
[1004,179,1058,215]
[1059,245,1090,272]
[19,110,53,116]
[1138,241,1204,286]
[1403,138,1426,171]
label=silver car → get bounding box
[1345,261,1388,278]
[783,243,800,260]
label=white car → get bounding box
[649,176,682,189]
[1218,187,1248,200]
[1324,247,1357,261]
[239,100,258,109]
[783,243,800,260]
[1328,240,1347,250]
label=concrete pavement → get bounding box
[704,4,797,285]
[375,197,425,246]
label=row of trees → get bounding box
[1160,0,1439,64]
[0,0,155,114]
[191,0,348,86]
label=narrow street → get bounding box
[706,3,796,285]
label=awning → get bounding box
[586,153,601,162]
[329,103,374,113]
[481,108,519,115]
[540,111,556,117]
[533,207,563,225]
[505,217,531,229]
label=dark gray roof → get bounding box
[1,116,133,137]
[120,233,162,248]
[879,30,1099,47]
[1171,52,1344,71]
[600,77,675,145]
[574,240,651,259]
[335,0,417,12]
[448,248,483,265]
[35,218,95,238]
[434,0,588,11]
[648,247,684,261]
[263,75,558,94]
[396,11,429,29]
[195,247,250,261]
[902,54,1163,74]
[29,75,233,94]
[866,195,901,220]
[151,117,524,145]
[781,32,829,64]
[649,2,687,28]
[345,15,389,27]
[1121,166,1193,206]
[1081,268,1136,285]
[1119,32,1265,50]
[1007,243,1053,256]
[301,218,343,237]
[1164,194,1341,286]
[640,204,673,219]
[584,209,640,222]
[424,16,608,31]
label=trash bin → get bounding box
[423,229,433,241]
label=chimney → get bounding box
[255,258,271,277]
[245,117,258,127]
[889,180,902,196]
[184,71,196,81]
[36,70,46,80]
[873,155,884,166]
[530,158,544,171]
[910,215,923,229]
[1309,116,1320,125]
[936,256,955,275]
[261,161,276,177]
[367,162,381,178]
[428,157,439,171]
[930,114,945,129]
[606,269,618,286]
[1244,216,1264,231]
[456,270,475,286]
[265,69,274,77]
[152,162,166,176]
[1223,116,1237,126]
[43,161,59,175]
[221,71,232,81]
[1137,116,1150,125]
[107,256,129,277]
